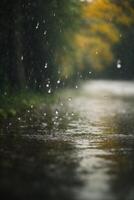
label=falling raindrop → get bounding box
[43,113,47,116]
[54,121,57,125]
[44,31,47,35]
[21,56,24,61]
[55,109,59,115]
[48,88,51,94]
[57,80,60,84]
[44,63,48,69]
[71,112,74,116]
[117,59,122,69]
[36,22,39,29]
[30,105,34,109]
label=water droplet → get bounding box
[43,113,47,116]
[46,84,49,88]
[54,121,57,125]
[68,97,72,102]
[21,56,24,61]
[117,59,122,69]
[71,112,74,116]
[57,80,60,84]
[48,88,51,94]
[30,105,34,109]
[36,22,39,29]
[44,63,48,69]
[44,31,47,35]
[55,109,59,115]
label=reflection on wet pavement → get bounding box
[0,81,134,200]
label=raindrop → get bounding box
[44,63,48,69]
[75,85,78,89]
[30,105,34,109]
[71,112,74,116]
[68,97,72,102]
[21,56,24,61]
[117,59,122,69]
[57,80,60,84]
[36,22,39,29]
[46,84,49,88]
[44,31,47,35]
[55,109,59,115]
[48,88,51,94]
[18,117,21,121]
[54,121,57,125]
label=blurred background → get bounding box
[0,0,134,95]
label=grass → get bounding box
[0,91,56,119]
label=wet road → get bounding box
[0,80,134,200]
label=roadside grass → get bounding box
[0,91,56,119]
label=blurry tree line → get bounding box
[73,0,134,80]
[0,0,81,93]
[0,0,134,94]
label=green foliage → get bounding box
[0,91,56,119]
